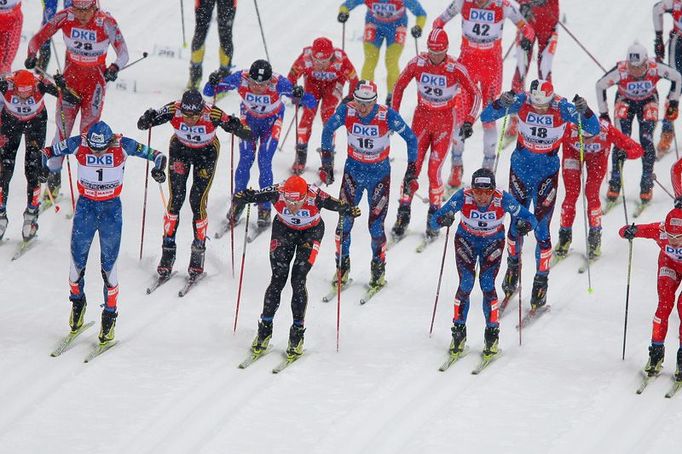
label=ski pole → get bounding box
[673,126,680,161]
[50,40,62,73]
[120,52,149,71]
[55,83,76,215]
[577,115,593,293]
[278,115,296,152]
[139,128,152,260]
[557,21,607,73]
[158,182,168,217]
[180,0,187,48]
[230,134,235,278]
[253,0,270,62]
[429,225,450,337]
[622,235,634,360]
[42,176,60,214]
[517,234,523,346]
[234,203,251,333]
[336,216,345,352]
[503,39,514,61]
[414,37,419,56]
[493,108,510,174]
[653,174,675,199]
[342,22,346,51]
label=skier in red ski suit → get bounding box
[0,0,22,75]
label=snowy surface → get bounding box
[1,1,681,453]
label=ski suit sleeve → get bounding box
[148,102,176,127]
[240,186,280,205]
[316,186,345,212]
[595,65,620,115]
[391,57,417,111]
[341,51,359,95]
[103,13,129,70]
[287,52,306,85]
[339,0,364,14]
[387,107,417,163]
[672,157,682,197]
[28,10,68,56]
[429,189,465,231]
[653,1,673,33]
[455,62,481,122]
[480,92,525,123]
[321,103,348,150]
[43,135,81,170]
[37,78,80,104]
[502,191,538,230]
[120,137,164,167]
[558,98,600,136]
[279,75,317,108]
[657,62,682,102]
[405,0,427,29]
[619,222,662,240]
[504,0,535,42]
[204,71,242,97]
[433,0,463,29]
[606,123,644,159]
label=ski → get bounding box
[387,232,409,250]
[146,271,178,295]
[321,278,354,303]
[272,353,303,374]
[601,199,621,215]
[238,347,272,369]
[247,224,269,243]
[665,379,682,398]
[178,272,207,297]
[83,340,119,363]
[471,350,502,375]
[360,282,386,305]
[416,234,439,253]
[214,218,243,239]
[636,370,659,394]
[516,305,551,330]
[50,321,96,357]
[633,202,650,219]
[438,346,470,372]
[11,237,38,261]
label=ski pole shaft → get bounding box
[230,134,235,278]
[234,204,251,333]
[622,239,633,360]
[673,126,680,161]
[619,160,629,225]
[414,37,419,56]
[139,128,152,261]
[557,21,607,73]
[158,183,168,217]
[429,225,450,337]
[56,85,76,214]
[518,235,523,346]
[503,40,514,61]
[120,52,149,71]
[653,174,675,199]
[278,115,296,152]
[180,0,187,48]
[253,0,270,62]
[51,39,62,73]
[342,22,346,51]
[493,109,510,174]
[577,116,593,293]
[336,216,345,352]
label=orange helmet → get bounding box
[282,176,308,201]
[13,70,36,96]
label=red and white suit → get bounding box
[0,0,22,75]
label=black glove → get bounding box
[622,223,637,240]
[666,99,679,121]
[53,73,67,90]
[38,165,50,184]
[599,112,611,124]
[613,148,627,163]
[402,161,418,196]
[234,188,257,204]
[222,115,242,132]
[25,55,37,70]
[318,149,334,185]
[675,197,682,209]
[339,201,361,218]
[338,11,349,23]
[208,69,223,87]
[498,90,516,109]
[341,95,353,104]
[460,122,473,140]
[572,94,589,115]
[516,219,533,236]
[137,108,157,130]
[655,32,665,62]
[104,64,119,82]
[291,85,304,104]
[0,79,7,93]
[151,155,167,183]
[520,37,532,52]
[436,212,456,228]
[411,25,422,38]
[519,4,534,20]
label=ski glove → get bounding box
[318,149,334,185]
[520,37,533,52]
[38,165,50,184]
[599,112,611,124]
[516,219,533,236]
[655,32,665,62]
[436,212,456,228]
[411,25,422,38]
[339,201,361,218]
[291,85,304,104]
[498,90,516,109]
[208,69,224,87]
[104,64,119,82]
[572,95,589,115]
[675,197,682,209]
[24,55,37,70]
[402,161,418,196]
[613,148,627,163]
[53,73,67,90]
[234,188,257,204]
[151,155,167,183]
[137,108,157,130]
[619,223,638,240]
[337,11,349,23]
[460,122,474,140]
[665,100,679,121]
[0,79,6,92]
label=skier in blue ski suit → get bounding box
[319,80,417,287]
[480,79,599,309]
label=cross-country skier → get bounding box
[41,121,167,345]
[673,156,682,202]
[0,0,22,75]
[430,168,537,360]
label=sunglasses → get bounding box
[472,188,494,195]
[182,111,201,119]
[668,232,682,240]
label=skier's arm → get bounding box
[653,1,672,33]
[287,52,306,85]
[558,98,600,136]
[672,157,682,198]
[235,186,280,205]
[607,123,644,159]
[278,75,317,108]
[619,222,662,240]
[321,103,348,150]
[391,58,417,111]
[503,191,538,230]
[429,189,465,231]
[203,71,242,97]
[657,62,682,101]
[28,10,66,57]
[404,0,427,29]
[595,65,620,116]
[43,136,82,171]
[339,0,364,15]
[455,63,481,122]
[104,15,130,70]
[120,137,164,164]
[504,0,535,44]
[387,107,418,163]
[480,92,525,123]
[341,52,359,95]
[433,0,463,29]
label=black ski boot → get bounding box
[21,206,39,241]
[483,326,500,358]
[227,201,245,226]
[291,143,307,175]
[0,210,7,240]
[530,274,548,310]
[333,256,351,287]
[188,240,206,278]
[287,324,305,359]
[99,310,118,344]
[45,172,61,203]
[588,227,602,260]
[369,259,386,289]
[391,203,411,239]
[645,344,665,377]
[449,324,466,354]
[251,319,273,354]
[675,348,682,382]
[426,205,440,239]
[187,63,202,90]
[157,240,177,278]
[555,227,572,258]
[502,257,519,297]
[69,297,87,332]
[257,206,271,228]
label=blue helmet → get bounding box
[86,121,114,151]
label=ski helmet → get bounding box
[471,168,496,190]
[312,37,334,60]
[626,41,648,66]
[86,121,114,151]
[529,79,554,107]
[427,28,449,53]
[249,59,272,83]
[72,0,96,9]
[13,70,36,96]
[353,80,378,103]
[665,208,682,237]
[282,175,308,202]
[180,89,205,115]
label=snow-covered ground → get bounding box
[1,1,681,453]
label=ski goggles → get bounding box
[471,187,494,196]
[667,231,682,240]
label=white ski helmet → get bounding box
[529,79,554,107]
[626,42,648,66]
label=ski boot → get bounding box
[675,348,682,382]
[606,180,620,202]
[483,326,500,359]
[250,319,273,354]
[391,203,411,239]
[369,259,386,289]
[187,63,202,90]
[69,297,87,332]
[502,257,519,297]
[43,172,61,206]
[21,206,39,241]
[657,130,674,159]
[644,344,665,377]
[530,274,548,310]
[257,206,271,228]
[157,240,177,278]
[0,211,7,240]
[449,324,467,354]
[286,324,305,359]
[332,256,351,288]
[554,227,572,258]
[227,201,245,227]
[640,189,653,205]
[188,240,206,278]
[425,205,440,239]
[291,143,307,175]
[447,164,463,190]
[98,310,118,344]
[587,227,602,260]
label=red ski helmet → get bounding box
[282,176,308,202]
[427,28,449,53]
[72,0,96,9]
[353,80,378,103]
[13,70,36,96]
[529,79,554,107]
[665,208,682,237]
[312,37,334,60]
